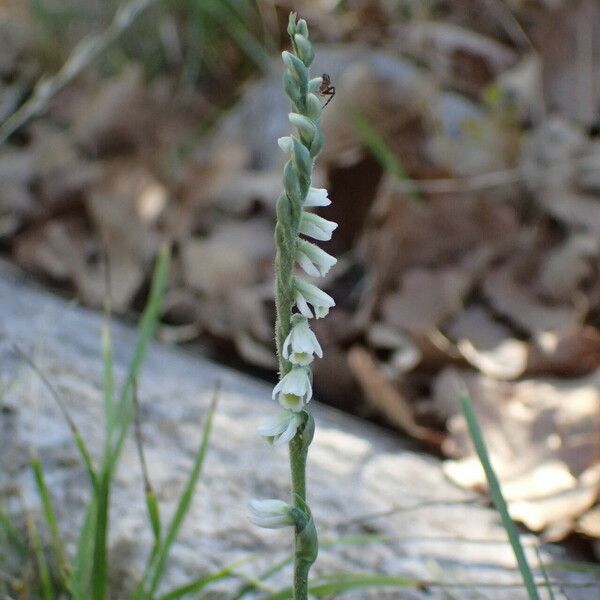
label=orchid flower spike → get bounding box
[256,14,333,591]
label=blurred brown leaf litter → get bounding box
[1,0,599,546]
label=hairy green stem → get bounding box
[274,152,310,600]
[289,435,308,503]
[293,561,311,600]
[276,176,309,599]
[274,193,298,377]
[290,433,310,600]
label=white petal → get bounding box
[296,251,321,277]
[283,318,321,365]
[274,415,301,446]
[258,412,291,436]
[273,367,312,411]
[299,212,338,242]
[297,240,337,277]
[295,290,314,318]
[304,187,331,207]
[248,498,294,529]
[282,370,304,395]
[295,278,335,309]
[271,378,284,400]
[249,498,287,513]
[308,329,323,358]
[314,305,330,318]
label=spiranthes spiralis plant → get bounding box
[249,12,337,600]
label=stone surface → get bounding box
[0,262,597,599]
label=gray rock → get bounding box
[0,261,596,599]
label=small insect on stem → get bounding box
[319,73,335,108]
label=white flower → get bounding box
[272,366,312,411]
[296,239,337,277]
[294,277,335,319]
[248,499,295,529]
[304,187,331,207]
[258,410,303,446]
[283,316,323,365]
[299,211,338,241]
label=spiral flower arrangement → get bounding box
[248,13,336,599]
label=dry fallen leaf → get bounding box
[361,184,518,296]
[438,368,600,539]
[181,217,273,296]
[483,262,577,334]
[73,65,145,156]
[457,337,529,380]
[348,345,443,446]
[578,506,600,538]
[381,267,472,335]
[84,160,165,309]
[535,233,598,302]
[540,185,600,237]
[537,0,600,125]
[527,328,600,376]
[367,323,423,372]
[398,21,518,94]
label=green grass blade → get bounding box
[108,244,171,472]
[68,496,97,599]
[145,383,220,595]
[133,379,162,549]
[31,456,69,583]
[230,534,385,599]
[351,111,421,202]
[459,394,541,600]
[202,0,271,73]
[26,511,55,600]
[92,245,171,600]
[0,504,28,560]
[263,573,423,599]
[102,321,115,430]
[544,560,600,574]
[15,348,98,489]
[101,246,116,437]
[311,573,423,595]
[156,556,255,600]
[535,547,555,600]
[90,478,110,600]
[229,556,292,600]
